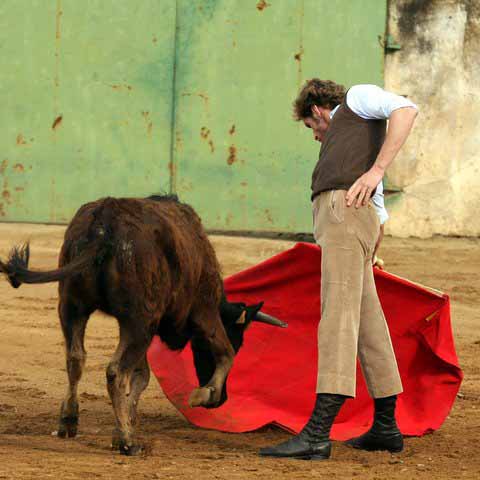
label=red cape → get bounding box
[147,243,463,440]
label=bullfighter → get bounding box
[260,80,418,460]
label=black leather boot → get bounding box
[259,393,346,460]
[345,395,403,452]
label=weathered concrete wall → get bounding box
[384,0,480,237]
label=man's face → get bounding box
[303,105,331,143]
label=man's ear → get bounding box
[314,105,332,126]
[312,105,322,118]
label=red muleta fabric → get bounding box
[147,243,463,440]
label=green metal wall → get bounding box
[0,0,387,231]
[0,0,175,223]
[173,0,387,231]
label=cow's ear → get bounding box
[235,310,247,325]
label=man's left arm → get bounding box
[345,89,419,208]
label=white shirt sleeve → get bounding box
[346,84,418,120]
[372,181,389,225]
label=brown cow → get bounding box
[0,195,286,455]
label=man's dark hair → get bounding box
[293,79,346,120]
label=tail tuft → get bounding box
[0,242,30,288]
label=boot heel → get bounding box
[299,442,331,460]
[308,453,330,460]
[388,441,404,453]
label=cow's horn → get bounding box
[254,312,288,328]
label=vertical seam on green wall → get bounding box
[382,0,389,87]
[296,0,305,193]
[297,0,304,89]
[169,0,179,195]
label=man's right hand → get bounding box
[346,165,384,208]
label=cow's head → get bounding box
[191,293,286,408]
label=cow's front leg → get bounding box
[188,309,234,408]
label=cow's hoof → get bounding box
[57,416,78,438]
[188,386,216,408]
[119,442,143,456]
[111,429,122,450]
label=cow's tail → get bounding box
[0,199,117,289]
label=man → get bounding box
[260,80,418,460]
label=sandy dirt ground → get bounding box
[0,223,478,479]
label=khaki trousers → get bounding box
[312,190,403,398]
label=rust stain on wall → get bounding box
[13,163,24,172]
[0,203,5,217]
[198,93,209,104]
[295,45,304,86]
[182,92,209,109]
[256,0,270,11]
[111,84,133,91]
[229,124,236,135]
[56,1,62,39]
[296,2,305,88]
[264,209,274,224]
[175,131,183,152]
[52,115,63,130]
[142,111,153,136]
[16,135,27,146]
[0,160,8,175]
[2,190,10,202]
[227,145,237,165]
[200,127,214,152]
[2,175,9,205]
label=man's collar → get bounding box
[330,105,340,119]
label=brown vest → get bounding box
[310,96,386,201]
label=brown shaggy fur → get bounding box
[0,195,250,456]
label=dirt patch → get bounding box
[0,224,479,479]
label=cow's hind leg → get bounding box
[107,321,152,456]
[128,355,150,426]
[57,300,90,438]
[111,354,151,449]
[188,308,234,408]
